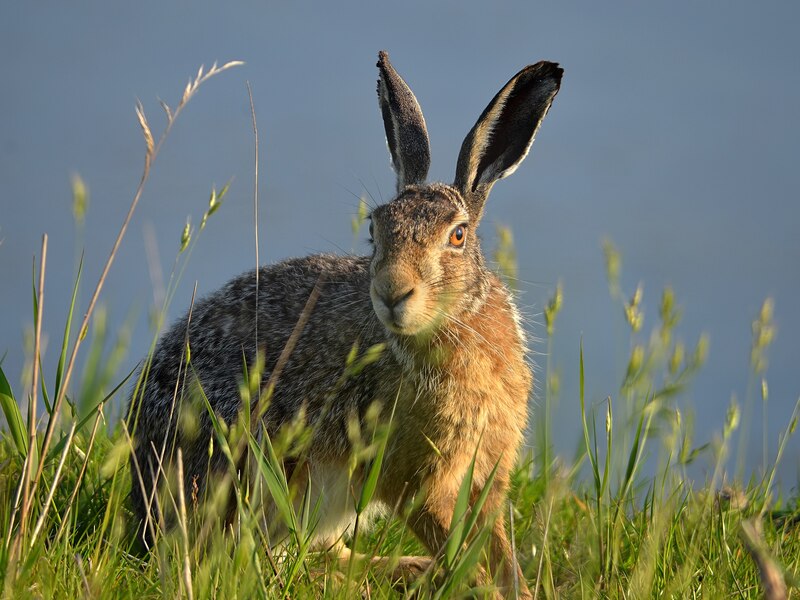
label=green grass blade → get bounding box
[441,526,492,598]
[194,369,237,466]
[300,466,313,536]
[0,362,31,458]
[45,365,136,462]
[247,434,296,536]
[623,400,647,492]
[0,361,11,397]
[37,357,52,414]
[247,426,304,544]
[0,391,27,457]
[446,442,478,568]
[357,430,386,515]
[462,457,500,543]
[0,362,18,403]
[55,254,83,400]
[357,390,399,515]
[601,398,612,499]
[579,341,601,492]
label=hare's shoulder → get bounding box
[255,253,375,331]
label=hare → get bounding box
[127,51,562,597]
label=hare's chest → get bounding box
[407,340,529,447]
[430,299,532,471]
[382,351,529,500]
[436,346,530,450]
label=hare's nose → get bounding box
[383,287,415,314]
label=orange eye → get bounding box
[449,225,467,247]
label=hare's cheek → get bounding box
[369,284,391,324]
[368,255,382,278]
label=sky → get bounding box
[1,2,799,488]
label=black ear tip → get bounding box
[529,61,564,85]
[377,51,393,97]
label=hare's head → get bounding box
[368,51,562,338]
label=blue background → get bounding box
[1,2,798,488]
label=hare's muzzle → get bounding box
[370,274,428,335]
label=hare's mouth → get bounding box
[382,317,434,337]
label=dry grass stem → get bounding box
[19,234,48,540]
[55,403,105,540]
[255,277,323,423]
[176,450,195,600]
[30,421,76,547]
[29,61,243,508]
[247,81,260,354]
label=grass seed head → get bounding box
[180,219,192,253]
[71,174,89,225]
[545,281,564,336]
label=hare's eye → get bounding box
[368,221,374,242]
[449,225,467,248]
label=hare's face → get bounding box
[369,184,482,337]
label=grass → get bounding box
[2,62,799,599]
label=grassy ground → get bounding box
[1,62,799,599]
[1,367,798,599]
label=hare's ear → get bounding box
[377,51,431,193]
[454,61,562,222]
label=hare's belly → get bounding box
[287,461,384,549]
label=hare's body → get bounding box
[131,252,529,539]
[129,52,561,597]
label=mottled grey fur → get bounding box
[128,50,562,596]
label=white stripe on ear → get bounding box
[474,90,521,187]
[454,61,563,221]
[377,51,431,192]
